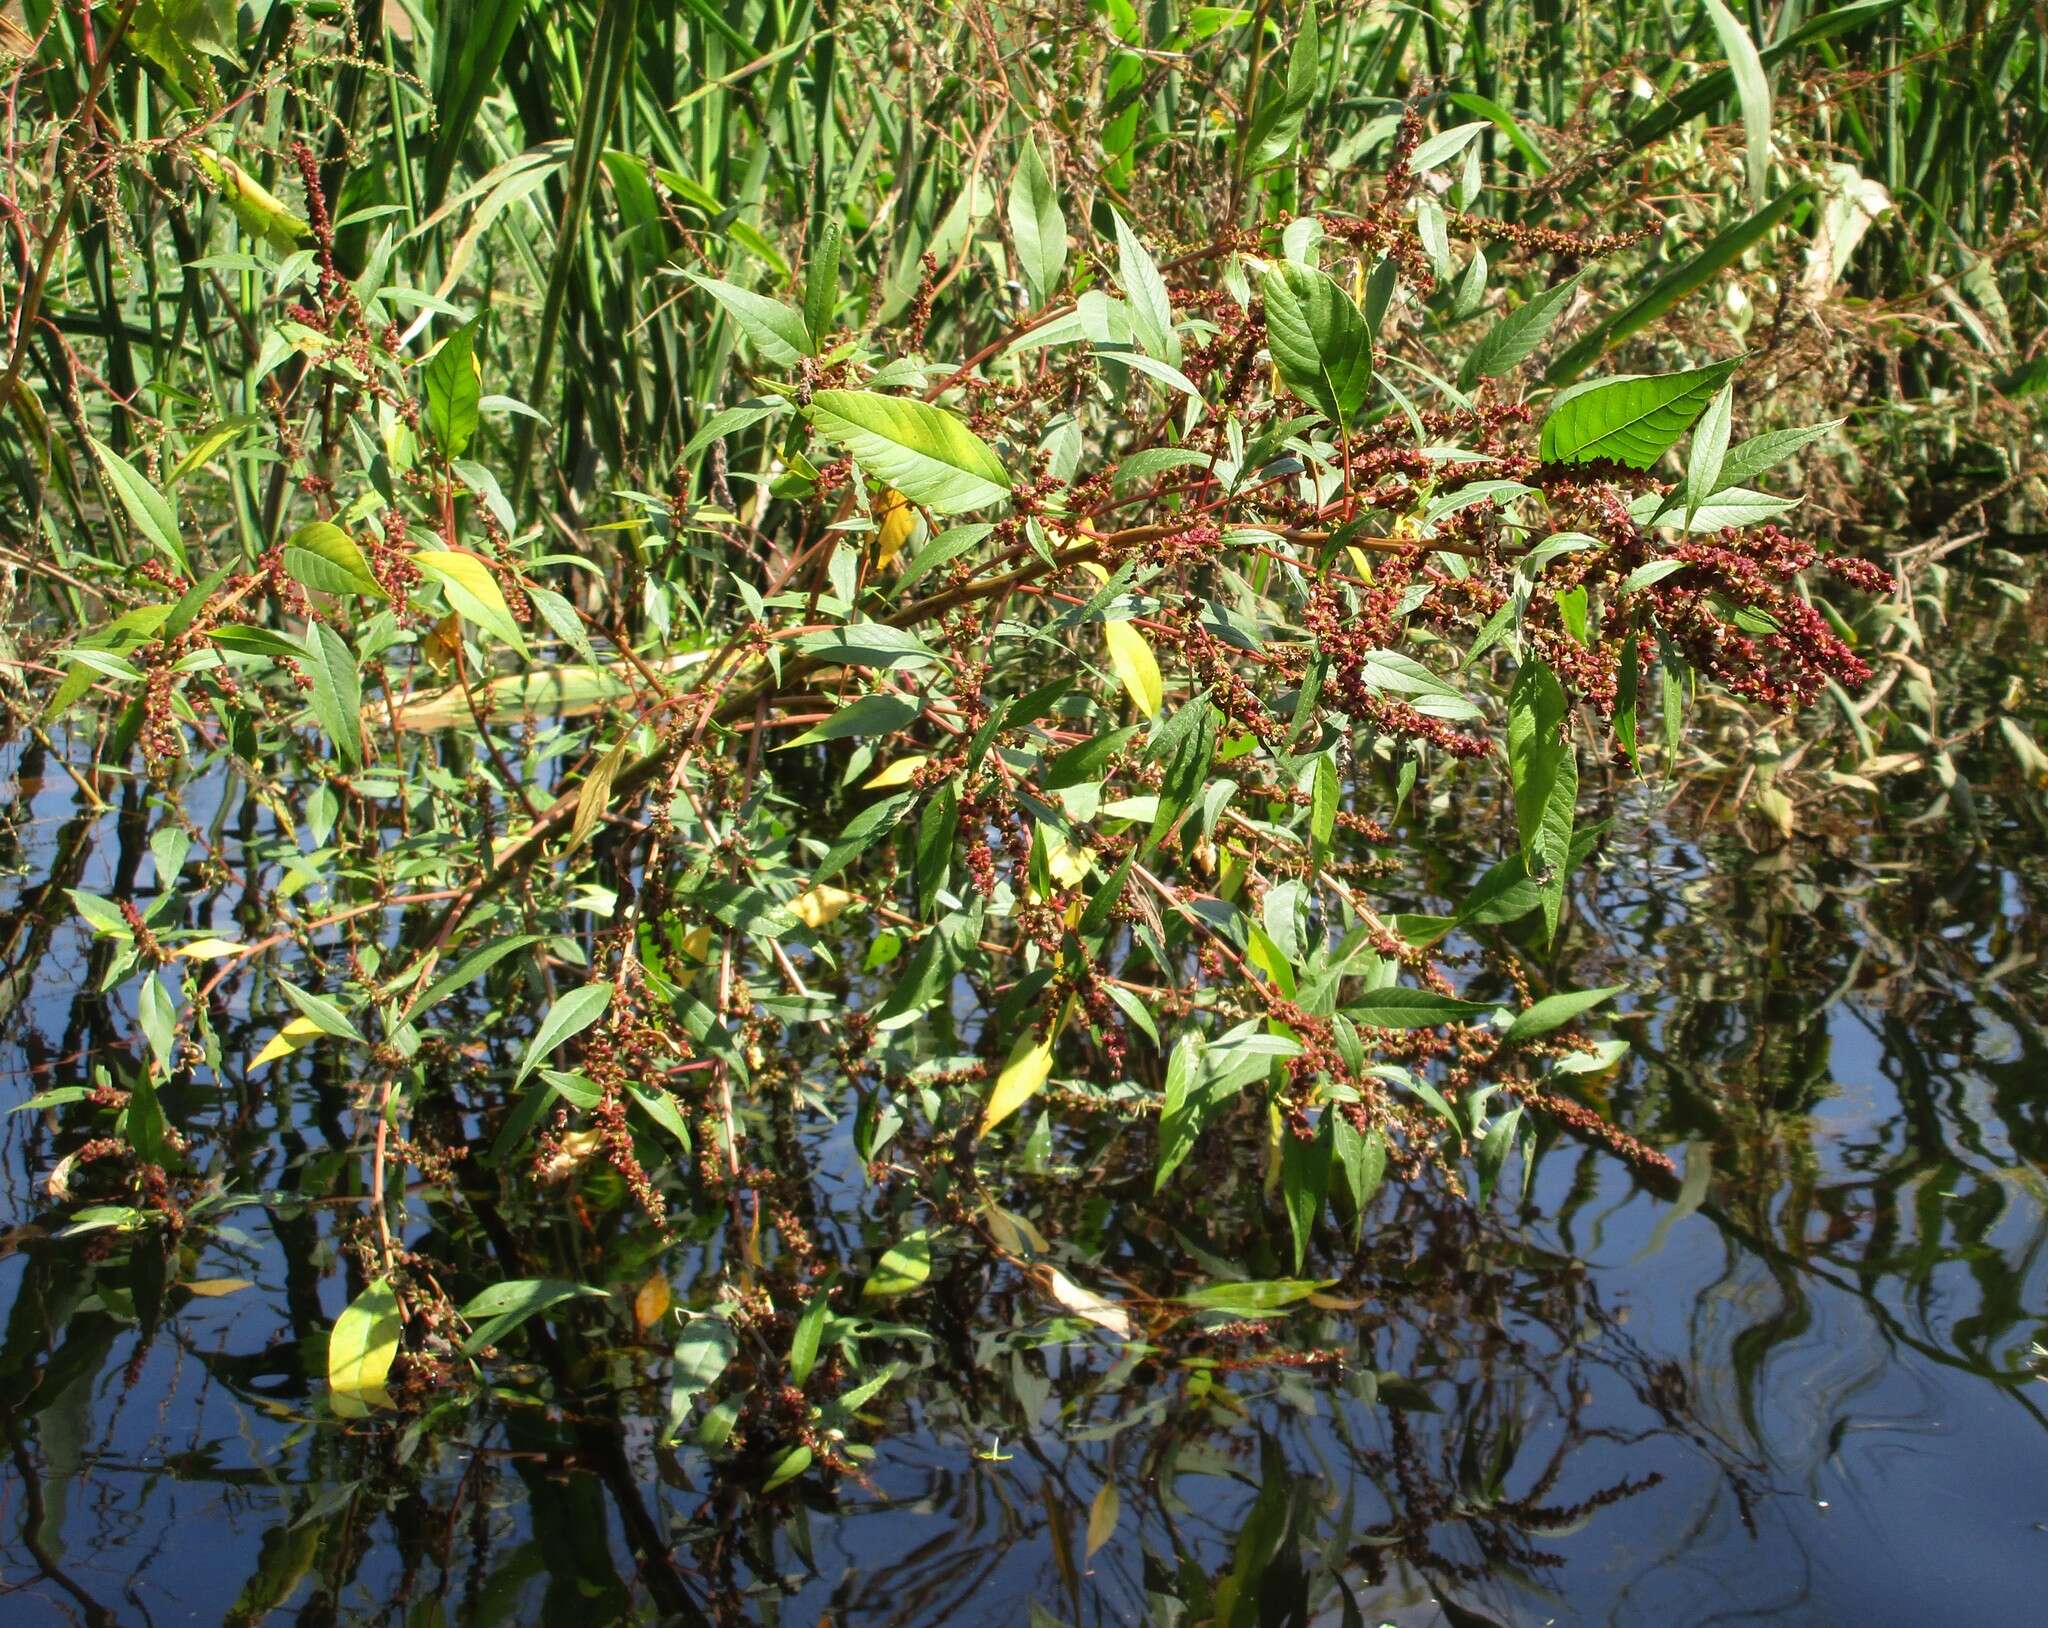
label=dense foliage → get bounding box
[3,0,2045,1621]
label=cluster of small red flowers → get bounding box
[1641,526,1875,708]
[365,507,424,614]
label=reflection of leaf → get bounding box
[1045,1268,1131,1338]
[1178,1279,1330,1315]
[1086,1481,1120,1559]
[329,1278,401,1416]
[1633,1141,1713,1261]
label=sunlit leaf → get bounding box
[980,1031,1056,1134]
[329,1278,401,1416]
[864,1230,933,1298]
[809,391,1012,514]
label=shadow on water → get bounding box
[2,712,2046,1626]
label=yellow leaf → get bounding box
[863,755,929,789]
[1043,827,1090,888]
[176,937,243,960]
[1086,1481,1121,1559]
[185,1277,253,1298]
[570,732,631,852]
[421,612,462,673]
[1044,1266,1132,1339]
[329,1277,402,1417]
[873,486,919,569]
[1103,620,1163,719]
[791,885,854,929]
[980,1031,1055,1135]
[252,1016,324,1070]
[980,1201,1049,1257]
[1346,545,1376,578]
[680,924,712,962]
[633,1273,673,1331]
[413,549,525,652]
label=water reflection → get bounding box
[4,716,2047,1625]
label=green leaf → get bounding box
[1008,137,1068,303]
[1332,1117,1386,1243]
[404,934,542,1019]
[1683,486,1797,532]
[87,437,191,576]
[283,522,384,598]
[792,622,941,671]
[190,148,309,251]
[1242,0,1321,168]
[423,317,483,458]
[1506,660,1575,942]
[808,390,1011,514]
[763,1444,813,1490]
[1259,261,1373,426]
[981,1030,1055,1134]
[1715,419,1843,490]
[788,1288,833,1386]
[667,1316,737,1438]
[329,1278,401,1416]
[1177,1278,1329,1314]
[1501,984,1627,1046]
[1110,210,1179,366]
[686,271,812,366]
[514,982,614,1083]
[1281,1112,1332,1272]
[1474,1104,1522,1206]
[458,1278,606,1355]
[1703,0,1772,211]
[781,692,919,748]
[68,888,133,938]
[1538,358,1740,468]
[1683,381,1734,526]
[864,1230,933,1298]
[300,623,364,769]
[1345,988,1490,1029]
[278,978,363,1042]
[1309,752,1338,865]
[1459,271,1582,386]
[804,217,843,351]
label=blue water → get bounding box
[3,730,2046,1625]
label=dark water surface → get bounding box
[3,722,2046,1626]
